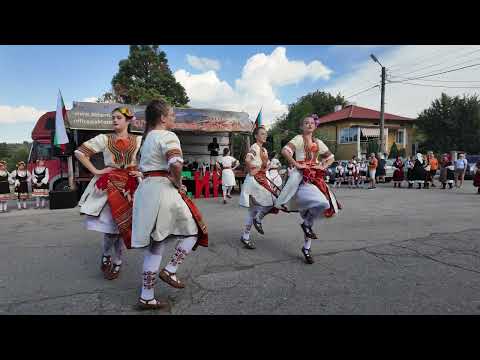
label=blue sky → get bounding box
[1,45,479,143]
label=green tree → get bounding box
[416,93,480,153]
[99,45,189,106]
[269,90,347,155]
[7,146,30,170]
[0,143,8,160]
[389,142,399,159]
[366,139,379,155]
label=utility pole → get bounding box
[371,54,386,154]
[379,66,386,154]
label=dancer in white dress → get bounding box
[75,106,143,280]
[239,126,279,249]
[11,161,31,210]
[216,147,239,204]
[131,99,208,310]
[32,158,50,209]
[0,160,13,213]
[275,116,340,264]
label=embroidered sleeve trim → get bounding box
[77,144,96,157]
[166,149,183,161]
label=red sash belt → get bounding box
[142,170,208,250]
[299,162,342,218]
[95,166,138,248]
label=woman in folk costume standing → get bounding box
[11,161,31,210]
[32,158,50,209]
[75,107,142,280]
[0,160,13,213]
[239,126,279,250]
[472,160,480,194]
[412,153,427,189]
[406,156,415,188]
[131,100,208,310]
[392,155,404,188]
[216,147,239,204]
[276,115,340,265]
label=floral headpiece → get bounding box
[16,161,26,168]
[309,114,321,128]
[0,160,7,167]
[115,107,136,120]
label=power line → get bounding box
[344,85,379,99]
[388,62,480,83]
[389,81,480,89]
[390,48,480,78]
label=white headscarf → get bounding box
[416,153,423,162]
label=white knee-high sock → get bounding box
[141,243,166,301]
[256,206,271,222]
[304,238,312,250]
[242,207,257,240]
[22,200,27,209]
[36,197,40,208]
[227,186,232,196]
[17,200,21,209]
[164,236,197,274]
[2,202,6,211]
[222,187,227,200]
[41,198,46,208]
[103,234,116,256]
[113,236,124,265]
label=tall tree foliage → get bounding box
[98,45,189,106]
[416,93,480,153]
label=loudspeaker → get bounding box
[49,190,78,209]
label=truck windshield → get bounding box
[29,142,52,162]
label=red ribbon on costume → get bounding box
[300,165,342,218]
[95,167,139,249]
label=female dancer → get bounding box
[346,159,355,189]
[406,156,415,188]
[131,99,208,310]
[11,161,31,210]
[0,160,13,213]
[412,153,427,189]
[32,158,50,209]
[217,147,239,204]
[473,160,480,194]
[75,106,142,280]
[239,126,278,249]
[439,153,455,189]
[276,116,340,264]
[358,159,368,188]
[392,156,404,188]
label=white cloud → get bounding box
[82,96,98,103]
[176,47,333,126]
[0,104,47,125]
[186,54,221,72]
[325,45,480,118]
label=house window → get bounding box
[339,127,358,144]
[396,129,405,145]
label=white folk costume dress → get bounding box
[32,166,49,198]
[11,169,31,200]
[239,143,277,208]
[76,133,142,245]
[268,158,283,190]
[275,135,340,218]
[131,130,208,249]
[218,155,238,188]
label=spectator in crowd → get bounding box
[439,153,455,189]
[473,160,480,194]
[412,153,427,189]
[405,156,415,188]
[454,153,468,188]
[358,159,368,188]
[346,159,356,189]
[368,153,378,189]
[392,155,404,188]
[426,152,439,188]
[207,137,220,168]
[376,153,386,183]
[334,161,345,188]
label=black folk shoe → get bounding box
[240,236,256,249]
[300,223,318,239]
[302,247,314,264]
[253,218,265,235]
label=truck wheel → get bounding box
[54,179,70,191]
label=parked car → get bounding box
[384,159,395,182]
